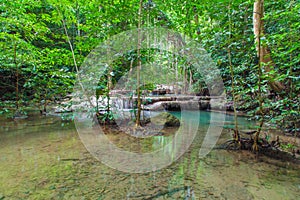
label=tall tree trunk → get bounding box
[61,13,93,108]
[107,41,112,113]
[253,0,270,150]
[136,0,143,127]
[227,2,240,142]
[14,43,19,110]
[182,65,187,94]
[129,58,133,91]
[253,0,285,93]
[174,57,178,95]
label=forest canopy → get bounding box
[0,0,299,133]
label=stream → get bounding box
[0,111,299,199]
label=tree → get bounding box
[253,0,285,93]
[0,0,298,135]
[135,0,143,127]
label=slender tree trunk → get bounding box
[106,40,112,113]
[175,56,178,95]
[189,69,193,94]
[43,89,48,113]
[61,15,93,108]
[129,58,133,91]
[228,48,239,141]
[253,33,264,151]
[76,2,82,57]
[182,65,186,94]
[136,0,143,127]
[107,68,111,113]
[227,2,240,142]
[253,0,268,150]
[253,0,285,93]
[14,43,19,110]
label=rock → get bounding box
[240,129,257,135]
[151,112,180,127]
[53,106,72,113]
[152,89,167,95]
[13,115,28,120]
[199,100,210,110]
[143,101,165,111]
[13,111,28,119]
[225,101,234,111]
[162,102,181,111]
[146,101,200,111]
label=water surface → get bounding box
[0,112,299,199]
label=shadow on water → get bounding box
[0,111,299,199]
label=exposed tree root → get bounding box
[218,136,300,163]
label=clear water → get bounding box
[0,112,299,199]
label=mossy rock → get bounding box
[151,112,180,127]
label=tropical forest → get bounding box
[0,0,299,199]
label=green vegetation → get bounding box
[0,0,299,134]
[1,2,299,198]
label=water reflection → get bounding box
[75,111,200,173]
[0,112,299,199]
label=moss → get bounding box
[151,112,180,127]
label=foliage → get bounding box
[0,0,299,133]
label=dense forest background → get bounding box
[0,0,299,133]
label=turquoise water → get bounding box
[170,110,255,128]
[0,111,299,199]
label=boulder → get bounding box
[151,112,180,127]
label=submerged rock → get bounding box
[151,112,180,127]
